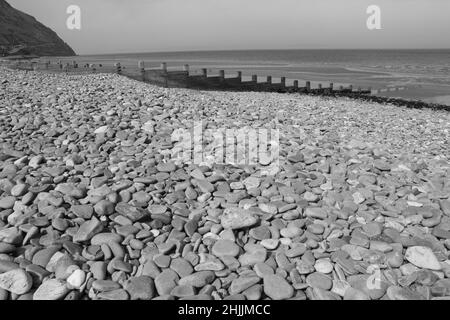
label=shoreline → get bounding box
[2,59,450,112]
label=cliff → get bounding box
[0,0,76,56]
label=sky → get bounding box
[8,0,450,55]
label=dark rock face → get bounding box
[0,0,76,57]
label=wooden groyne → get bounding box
[136,62,370,97]
[2,59,449,111]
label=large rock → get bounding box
[0,269,33,295]
[220,208,259,230]
[405,246,442,271]
[73,217,103,243]
[33,279,69,300]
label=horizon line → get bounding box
[76,47,450,56]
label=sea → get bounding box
[54,49,450,105]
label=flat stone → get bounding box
[0,269,33,295]
[197,180,215,193]
[124,276,155,300]
[154,269,179,295]
[170,258,194,277]
[142,260,161,279]
[194,254,224,271]
[0,260,18,273]
[0,242,16,254]
[305,207,328,219]
[94,199,115,216]
[97,289,129,300]
[73,217,103,242]
[306,272,333,290]
[314,259,334,274]
[405,246,442,270]
[243,177,260,190]
[260,239,279,250]
[170,285,196,297]
[0,196,15,209]
[230,276,260,295]
[90,261,107,280]
[344,287,370,300]
[254,262,274,278]
[220,208,259,230]
[115,203,147,222]
[11,184,27,197]
[249,226,271,240]
[156,162,176,172]
[92,280,121,292]
[91,233,123,245]
[71,204,94,219]
[67,269,86,289]
[32,246,61,268]
[239,244,267,267]
[0,227,22,245]
[33,279,69,300]
[179,271,215,288]
[386,286,425,300]
[212,240,240,257]
[94,126,108,134]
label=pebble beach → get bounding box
[0,66,450,300]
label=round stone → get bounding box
[212,240,240,257]
[249,226,271,240]
[154,269,179,295]
[260,239,279,250]
[67,269,86,289]
[306,272,333,290]
[263,274,294,300]
[0,196,15,209]
[280,226,301,238]
[123,276,155,300]
[314,259,334,274]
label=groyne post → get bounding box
[267,76,272,84]
[219,70,225,81]
[252,75,257,82]
[281,77,286,87]
[138,61,145,81]
[306,81,311,92]
[293,80,298,89]
[160,63,168,87]
[237,71,242,82]
[115,62,122,74]
[202,68,208,78]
